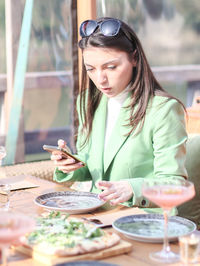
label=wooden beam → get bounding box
[4,0,34,165]
[77,0,97,89]
[5,0,23,130]
[5,0,14,126]
[71,0,78,151]
[1,65,200,94]
[4,0,25,163]
[77,0,97,32]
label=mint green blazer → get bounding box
[54,94,188,207]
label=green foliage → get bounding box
[174,0,200,34]
[0,1,5,30]
[97,0,144,32]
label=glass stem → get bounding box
[2,247,8,266]
[162,209,170,254]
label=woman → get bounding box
[51,17,187,207]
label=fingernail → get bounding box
[98,195,105,201]
[58,139,65,145]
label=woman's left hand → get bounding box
[96,180,133,205]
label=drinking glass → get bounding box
[142,178,195,264]
[0,184,11,211]
[179,233,200,264]
[0,147,10,211]
[0,211,35,265]
[0,146,6,165]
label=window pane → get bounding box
[97,0,200,106]
[0,1,6,144]
[0,1,6,73]
[24,0,74,162]
[1,0,74,164]
[28,0,72,72]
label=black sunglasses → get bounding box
[80,19,122,38]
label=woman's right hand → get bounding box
[50,139,83,173]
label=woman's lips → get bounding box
[101,87,111,92]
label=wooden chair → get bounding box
[186,96,200,135]
[177,134,200,229]
[0,160,74,187]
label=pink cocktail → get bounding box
[143,184,195,210]
[0,212,35,265]
[142,178,195,264]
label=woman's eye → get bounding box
[86,68,93,72]
[107,65,116,70]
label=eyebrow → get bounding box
[85,59,120,68]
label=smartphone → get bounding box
[43,145,86,166]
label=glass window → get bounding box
[97,0,200,107]
[1,0,75,165]
[24,0,74,162]
[0,1,6,73]
[0,1,6,144]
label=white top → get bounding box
[104,86,130,150]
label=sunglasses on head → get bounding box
[80,18,122,38]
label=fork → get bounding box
[82,217,111,228]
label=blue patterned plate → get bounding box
[34,191,105,214]
[55,261,118,266]
[112,214,196,243]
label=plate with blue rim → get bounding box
[55,261,118,266]
[34,191,105,214]
[112,214,196,243]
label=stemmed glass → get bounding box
[0,211,35,265]
[0,146,11,211]
[142,177,195,264]
[0,146,6,165]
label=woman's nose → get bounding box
[97,70,107,85]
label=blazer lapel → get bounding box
[104,94,131,173]
[89,95,107,180]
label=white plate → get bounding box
[34,191,105,214]
[112,214,196,243]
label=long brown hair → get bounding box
[78,17,185,145]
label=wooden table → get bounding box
[0,176,195,266]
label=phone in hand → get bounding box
[43,145,86,166]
